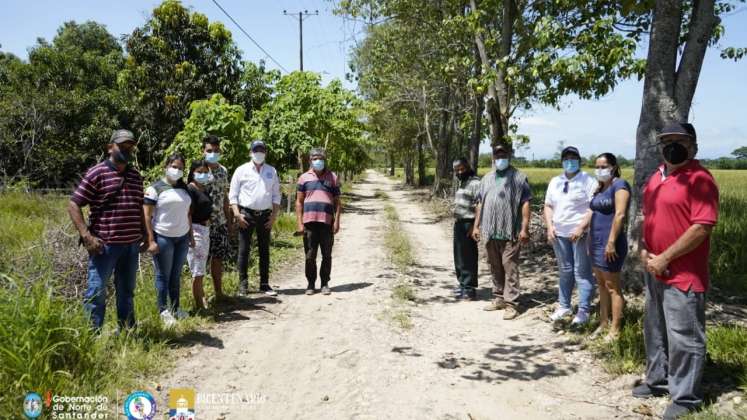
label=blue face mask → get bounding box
[311,159,325,171]
[563,159,580,174]
[495,159,509,171]
[194,172,211,184]
[205,152,220,163]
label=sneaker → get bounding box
[663,402,693,420]
[632,384,668,399]
[160,310,176,327]
[503,306,519,320]
[464,289,477,301]
[305,289,315,296]
[174,309,189,320]
[571,310,590,325]
[453,287,464,296]
[321,286,331,295]
[260,285,278,297]
[549,307,572,322]
[483,299,507,311]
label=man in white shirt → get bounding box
[229,140,281,296]
[544,146,598,326]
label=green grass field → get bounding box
[0,191,302,417]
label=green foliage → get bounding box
[0,21,129,187]
[120,0,243,167]
[250,71,371,175]
[149,93,251,180]
[732,146,747,160]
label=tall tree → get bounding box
[120,0,242,167]
[629,0,743,246]
[0,21,128,187]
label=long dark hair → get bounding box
[594,152,621,195]
[187,159,209,184]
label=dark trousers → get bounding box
[644,273,706,407]
[238,208,271,289]
[304,222,334,288]
[453,219,478,291]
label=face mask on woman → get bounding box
[595,167,612,182]
[194,172,211,184]
[165,167,183,181]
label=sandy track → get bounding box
[159,170,639,420]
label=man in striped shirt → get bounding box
[452,158,481,300]
[68,129,145,331]
[295,148,342,296]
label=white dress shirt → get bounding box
[228,162,281,210]
[544,171,598,237]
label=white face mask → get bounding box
[252,152,266,164]
[165,167,183,181]
[595,168,612,182]
[495,159,509,171]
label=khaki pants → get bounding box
[485,239,521,305]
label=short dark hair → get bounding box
[202,134,221,147]
[165,153,186,167]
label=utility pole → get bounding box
[283,9,318,71]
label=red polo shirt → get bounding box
[642,160,719,292]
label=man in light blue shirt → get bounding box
[229,140,282,296]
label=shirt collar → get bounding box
[658,159,699,179]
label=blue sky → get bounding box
[1,0,745,159]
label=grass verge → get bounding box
[0,192,302,417]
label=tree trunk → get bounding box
[417,134,426,186]
[470,90,484,170]
[627,0,716,286]
[389,151,395,176]
[469,0,512,149]
[433,91,453,194]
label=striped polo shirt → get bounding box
[453,176,481,219]
[297,169,341,225]
[71,160,144,244]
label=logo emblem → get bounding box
[168,388,195,420]
[124,391,157,420]
[23,392,43,419]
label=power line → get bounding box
[210,0,290,73]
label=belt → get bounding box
[240,206,272,216]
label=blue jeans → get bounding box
[552,235,596,313]
[83,242,140,330]
[153,233,190,313]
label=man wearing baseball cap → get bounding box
[68,129,145,331]
[229,140,282,296]
[633,122,719,419]
[471,144,532,320]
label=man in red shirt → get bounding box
[632,122,719,419]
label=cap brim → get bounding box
[656,131,694,139]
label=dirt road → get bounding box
[159,170,640,419]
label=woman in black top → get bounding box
[186,160,214,311]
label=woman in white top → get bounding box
[143,154,194,326]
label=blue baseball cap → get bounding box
[250,140,266,151]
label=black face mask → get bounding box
[662,143,689,165]
[112,148,132,164]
